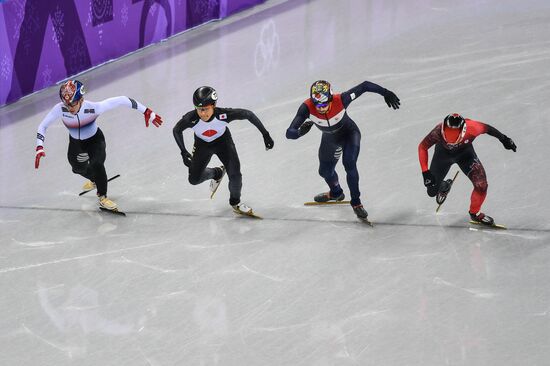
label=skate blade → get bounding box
[358,217,373,227]
[233,209,262,219]
[304,200,351,206]
[469,221,506,230]
[79,174,121,196]
[99,207,126,216]
[210,185,220,199]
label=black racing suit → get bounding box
[173,107,270,206]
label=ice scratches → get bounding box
[468,227,541,239]
[372,252,444,262]
[184,239,263,250]
[433,277,496,298]
[21,324,85,357]
[12,238,65,247]
[241,264,286,282]
[0,241,171,274]
[250,322,310,332]
[112,255,178,273]
[531,308,550,317]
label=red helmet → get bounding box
[442,113,466,144]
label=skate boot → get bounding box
[232,202,253,215]
[210,166,226,199]
[98,195,118,211]
[352,204,368,219]
[314,191,345,203]
[352,204,372,225]
[436,179,453,205]
[469,212,494,226]
[82,180,96,191]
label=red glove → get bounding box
[144,108,163,127]
[35,146,45,169]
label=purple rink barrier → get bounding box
[0,0,265,107]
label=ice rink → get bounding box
[1,0,550,364]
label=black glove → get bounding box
[500,135,517,152]
[383,89,400,110]
[181,151,192,167]
[422,170,436,187]
[298,120,314,136]
[263,133,274,150]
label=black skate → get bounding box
[435,171,459,212]
[469,212,494,226]
[210,166,226,199]
[314,191,345,203]
[352,204,372,226]
[436,179,452,205]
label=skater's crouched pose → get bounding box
[286,79,400,222]
[418,113,516,225]
[172,86,274,215]
[34,79,163,211]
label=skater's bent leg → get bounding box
[188,143,214,185]
[189,168,217,185]
[342,130,361,206]
[461,157,488,214]
[427,146,452,197]
[216,136,242,206]
[85,130,108,195]
[318,135,344,197]
[342,147,361,206]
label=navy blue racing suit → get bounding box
[286,81,392,206]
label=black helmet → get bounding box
[444,113,465,129]
[193,86,218,107]
[310,80,333,106]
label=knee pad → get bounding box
[474,181,488,193]
[188,175,201,185]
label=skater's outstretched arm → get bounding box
[341,81,400,110]
[481,122,517,152]
[92,96,162,127]
[286,103,311,140]
[222,108,274,150]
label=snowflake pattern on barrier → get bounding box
[51,5,65,45]
[9,0,26,42]
[67,36,89,75]
[19,0,39,55]
[121,3,129,27]
[1,55,11,81]
[42,66,52,87]
[92,0,113,27]
[191,0,219,22]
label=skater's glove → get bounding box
[35,146,45,169]
[263,132,274,150]
[500,135,516,152]
[298,120,314,136]
[422,170,436,187]
[144,108,163,128]
[383,89,400,110]
[181,151,192,167]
